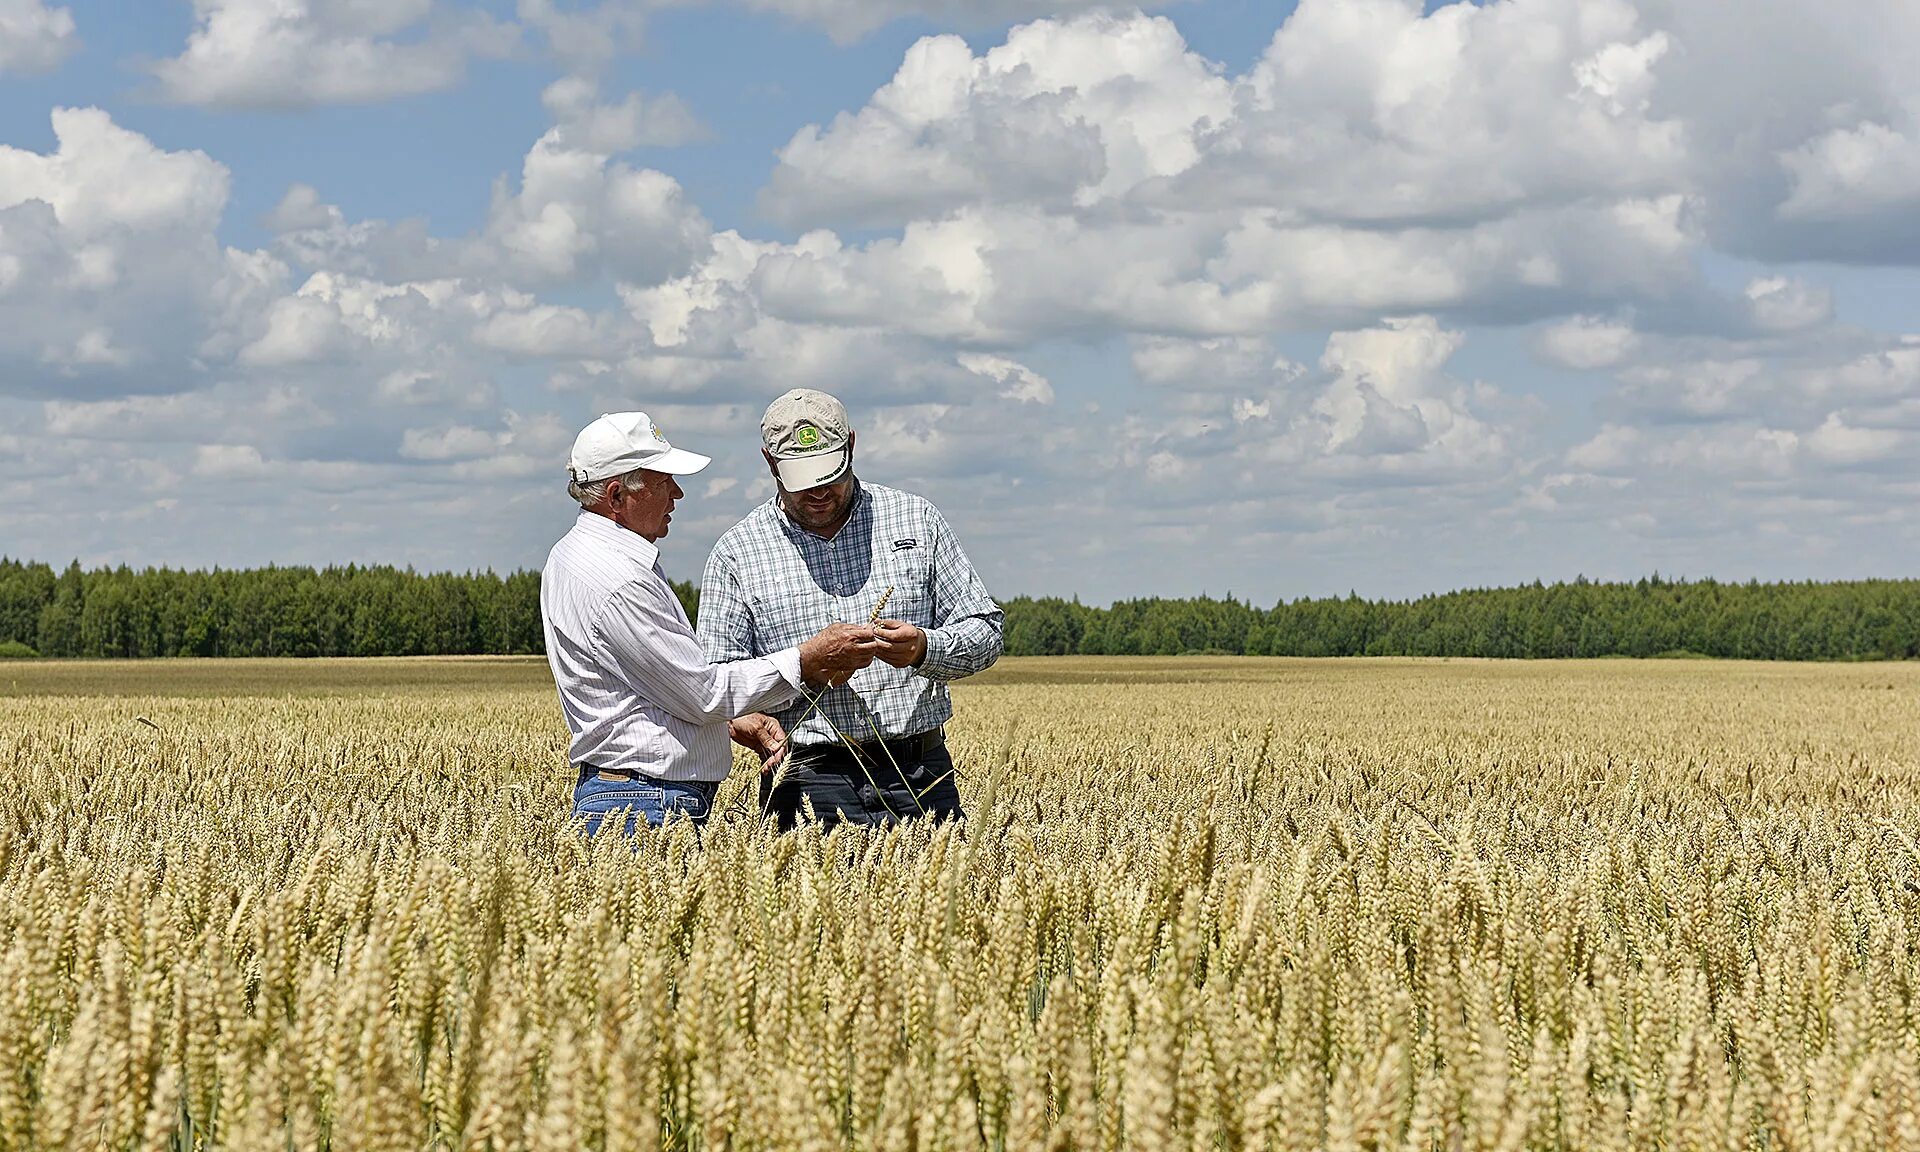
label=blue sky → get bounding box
[2,0,1919,604]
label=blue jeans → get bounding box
[573,768,716,836]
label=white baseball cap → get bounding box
[760,389,851,491]
[568,412,710,483]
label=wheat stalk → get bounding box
[738,584,902,821]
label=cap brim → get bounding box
[650,446,711,475]
[775,448,849,491]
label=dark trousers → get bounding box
[761,734,964,831]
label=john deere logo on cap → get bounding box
[794,424,823,450]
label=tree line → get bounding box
[1004,577,1920,660]
[2,558,1916,661]
[0,559,696,659]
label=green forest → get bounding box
[2,557,1917,661]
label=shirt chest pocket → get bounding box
[871,556,933,626]
[747,578,831,643]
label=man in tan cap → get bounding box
[542,411,882,835]
[698,390,1004,829]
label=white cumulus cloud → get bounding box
[541,77,706,152]
[958,353,1053,404]
[482,128,711,285]
[0,0,76,75]
[1779,122,1920,222]
[0,108,272,388]
[1744,276,1833,333]
[1536,316,1641,370]
[765,13,1230,227]
[151,0,516,108]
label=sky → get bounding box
[2,0,1919,605]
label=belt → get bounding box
[798,727,944,764]
[576,765,717,792]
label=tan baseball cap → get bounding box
[760,388,851,490]
[568,412,710,482]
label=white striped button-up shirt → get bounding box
[541,512,804,782]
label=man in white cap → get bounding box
[542,411,882,834]
[698,390,1004,830]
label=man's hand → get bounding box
[872,619,928,668]
[798,621,882,688]
[729,713,789,773]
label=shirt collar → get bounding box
[574,509,660,569]
[775,478,869,543]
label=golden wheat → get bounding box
[2,656,1920,1150]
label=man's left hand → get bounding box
[729,712,789,773]
[872,619,928,668]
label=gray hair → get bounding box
[568,466,650,509]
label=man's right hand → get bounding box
[798,622,882,688]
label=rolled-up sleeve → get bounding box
[594,576,800,724]
[916,506,1004,682]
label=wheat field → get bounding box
[4,656,1920,1151]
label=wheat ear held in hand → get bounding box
[868,585,894,625]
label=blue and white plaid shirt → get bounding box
[698,481,1004,748]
